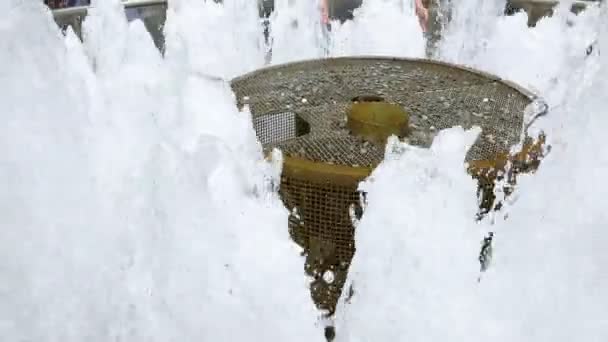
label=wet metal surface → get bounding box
[232,57,535,167]
[230,56,539,317]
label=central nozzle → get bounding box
[347,95,410,145]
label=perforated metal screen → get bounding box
[231,57,537,314]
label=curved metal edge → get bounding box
[230,56,542,103]
[231,56,550,141]
[282,156,373,187]
[524,100,549,135]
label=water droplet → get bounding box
[323,270,335,284]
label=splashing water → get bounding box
[163,0,266,79]
[1,0,607,341]
[328,0,425,58]
[268,0,426,64]
[268,0,329,64]
[0,0,319,341]
[336,0,608,341]
[335,128,485,342]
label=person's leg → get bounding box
[320,0,330,24]
[424,0,451,58]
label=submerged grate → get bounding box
[253,111,311,145]
[231,57,539,315]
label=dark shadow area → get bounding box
[44,0,90,10]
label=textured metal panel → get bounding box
[231,57,537,314]
[233,57,533,165]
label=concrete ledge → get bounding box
[52,0,167,51]
[506,0,601,26]
[51,0,600,53]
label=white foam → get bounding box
[1,0,607,340]
[336,1,608,340]
[268,0,329,64]
[328,0,425,58]
[0,1,320,341]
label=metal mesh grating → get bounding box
[282,174,359,313]
[253,111,311,145]
[230,57,538,315]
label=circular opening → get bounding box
[351,95,385,103]
[347,98,409,145]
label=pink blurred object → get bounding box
[415,0,429,32]
[320,0,330,24]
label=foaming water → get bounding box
[268,0,329,64]
[267,0,426,63]
[0,1,320,341]
[336,0,608,340]
[328,0,425,58]
[1,0,607,341]
[438,0,600,102]
[435,0,506,62]
[335,128,485,341]
[163,0,266,79]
